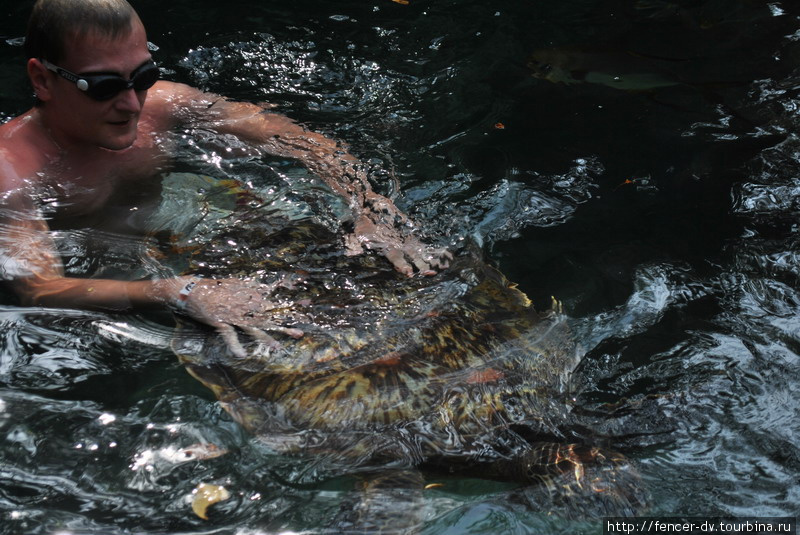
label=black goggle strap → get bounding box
[41,59,90,91]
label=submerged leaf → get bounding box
[181,443,229,461]
[191,482,231,520]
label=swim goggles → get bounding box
[40,59,160,101]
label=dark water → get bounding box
[2,0,800,533]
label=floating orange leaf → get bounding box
[494,122,505,129]
[392,0,409,4]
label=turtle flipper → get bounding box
[474,442,648,518]
[333,469,426,534]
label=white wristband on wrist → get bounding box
[174,277,201,311]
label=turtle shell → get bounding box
[170,216,646,517]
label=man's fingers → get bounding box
[422,247,452,271]
[240,325,280,349]
[404,244,452,276]
[409,250,436,277]
[431,249,452,270]
[218,323,303,359]
[344,232,364,257]
[215,323,247,358]
[385,247,414,277]
[263,325,304,339]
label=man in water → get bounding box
[0,0,448,341]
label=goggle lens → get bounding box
[84,62,160,100]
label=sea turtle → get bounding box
[167,186,647,529]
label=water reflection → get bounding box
[1,0,800,533]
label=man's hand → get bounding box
[344,192,452,277]
[179,277,305,358]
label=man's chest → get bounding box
[39,140,170,231]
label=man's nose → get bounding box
[113,88,143,112]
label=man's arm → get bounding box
[152,81,450,276]
[0,183,294,355]
[0,184,180,311]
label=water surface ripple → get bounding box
[1,0,799,533]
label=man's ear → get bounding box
[27,58,53,102]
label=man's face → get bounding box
[43,18,153,151]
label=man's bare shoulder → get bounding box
[0,112,48,192]
[143,80,220,122]
[144,81,285,130]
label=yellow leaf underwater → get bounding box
[191,483,231,520]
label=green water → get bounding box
[2,0,800,533]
